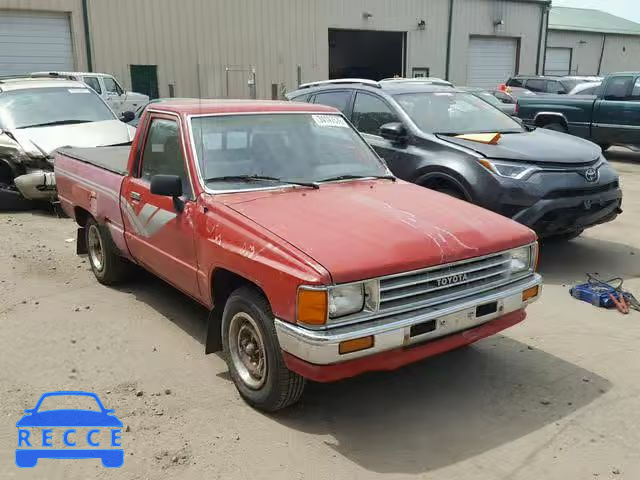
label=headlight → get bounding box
[509,244,537,274]
[328,284,365,318]
[479,159,536,179]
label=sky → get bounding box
[553,0,640,24]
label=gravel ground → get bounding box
[1,148,639,479]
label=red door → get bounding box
[121,114,201,300]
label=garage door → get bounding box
[544,47,571,75]
[0,11,74,76]
[467,37,517,88]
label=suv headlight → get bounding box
[297,280,379,326]
[509,244,537,274]
[479,159,537,180]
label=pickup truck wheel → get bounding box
[222,286,305,411]
[85,218,130,285]
[542,122,567,133]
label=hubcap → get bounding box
[228,312,267,389]
[87,225,104,272]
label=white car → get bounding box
[568,81,601,95]
[31,72,149,116]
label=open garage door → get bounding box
[467,36,518,88]
[329,29,405,81]
[0,11,74,75]
[545,47,572,75]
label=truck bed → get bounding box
[57,146,131,176]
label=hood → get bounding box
[126,91,150,102]
[16,410,122,427]
[14,119,133,157]
[437,128,600,164]
[221,180,536,283]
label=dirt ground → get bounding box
[1,148,639,480]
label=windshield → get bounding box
[36,394,102,412]
[0,87,116,129]
[473,91,503,108]
[394,92,523,135]
[191,113,389,191]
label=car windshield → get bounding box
[0,87,115,129]
[473,91,503,108]
[191,113,389,191]
[36,394,102,412]
[394,92,524,135]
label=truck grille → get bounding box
[379,252,515,312]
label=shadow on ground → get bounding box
[539,236,640,286]
[271,337,609,474]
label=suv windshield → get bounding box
[191,113,389,191]
[394,92,523,135]
[0,86,115,129]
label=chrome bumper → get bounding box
[275,274,542,365]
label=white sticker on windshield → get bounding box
[312,115,349,128]
[151,144,165,153]
[68,88,90,94]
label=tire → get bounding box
[85,217,130,285]
[544,229,584,242]
[222,286,305,412]
[542,122,567,133]
[430,186,466,200]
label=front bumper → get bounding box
[275,274,541,381]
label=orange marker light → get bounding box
[522,285,539,302]
[297,289,328,325]
[339,336,374,355]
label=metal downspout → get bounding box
[445,0,454,81]
[82,0,93,71]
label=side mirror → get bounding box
[150,175,184,212]
[379,122,407,144]
[24,409,34,414]
[120,111,135,123]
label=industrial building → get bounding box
[2,0,551,98]
[545,7,640,76]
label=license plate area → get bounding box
[476,301,498,318]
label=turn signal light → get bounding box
[339,336,374,355]
[297,289,328,325]
[522,285,539,302]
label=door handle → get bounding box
[130,191,141,201]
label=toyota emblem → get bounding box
[584,167,598,182]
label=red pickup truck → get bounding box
[55,100,542,411]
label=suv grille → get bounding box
[379,251,516,312]
[544,181,619,199]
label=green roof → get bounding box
[549,7,640,36]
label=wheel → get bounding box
[85,217,130,285]
[222,286,305,412]
[542,122,567,133]
[101,450,124,468]
[15,450,38,468]
[544,229,584,242]
[430,186,466,200]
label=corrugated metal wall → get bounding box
[449,0,544,85]
[599,34,640,75]
[0,0,87,71]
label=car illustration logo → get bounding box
[584,167,598,183]
[15,391,123,468]
[436,273,468,287]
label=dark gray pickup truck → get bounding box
[516,72,640,151]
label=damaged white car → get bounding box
[0,77,135,210]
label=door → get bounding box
[121,115,201,299]
[102,75,125,114]
[349,91,417,177]
[593,75,640,146]
[130,65,159,99]
[467,37,518,89]
[0,11,73,75]
[544,48,571,76]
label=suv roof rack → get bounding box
[298,78,381,89]
[379,77,453,86]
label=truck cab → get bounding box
[55,100,542,411]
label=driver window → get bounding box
[352,93,399,136]
[141,118,192,198]
[603,76,633,100]
[103,76,123,95]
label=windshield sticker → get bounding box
[312,115,349,128]
[151,144,165,153]
[68,88,91,94]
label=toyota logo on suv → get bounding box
[584,167,598,183]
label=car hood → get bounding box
[12,119,134,157]
[126,92,149,102]
[436,128,601,164]
[16,410,123,427]
[221,180,536,283]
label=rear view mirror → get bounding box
[379,122,408,143]
[120,111,135,123]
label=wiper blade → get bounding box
[17,119,92,129]
[205,175,319,189]
[319,174,396,182]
